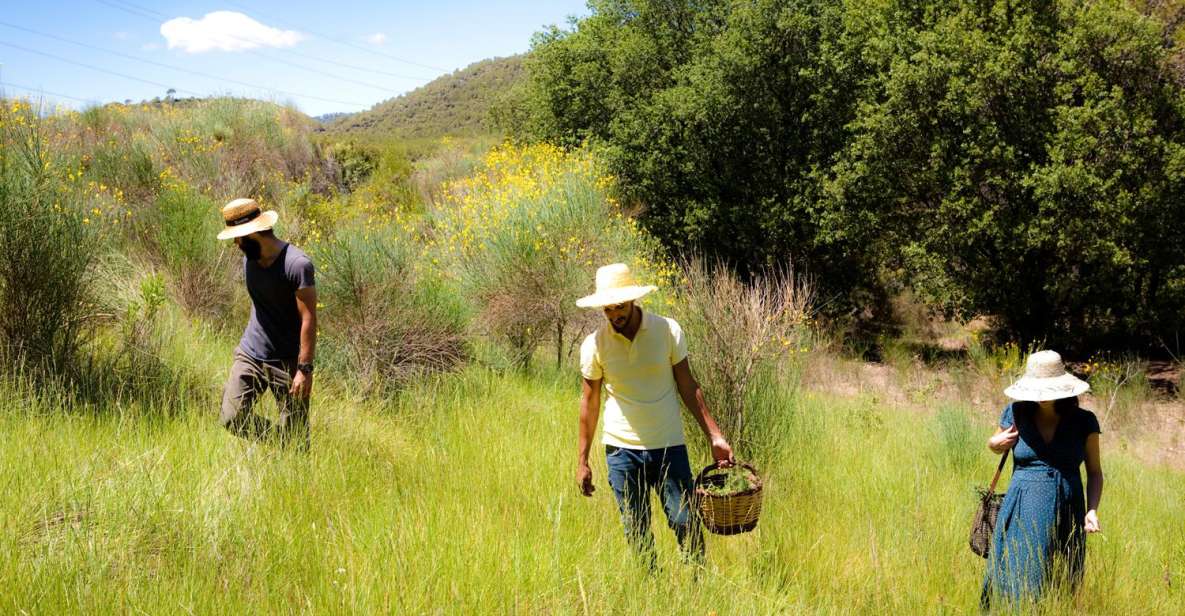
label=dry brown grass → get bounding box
[672,257,813,451]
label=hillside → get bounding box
[324,55,523,139]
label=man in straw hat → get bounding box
[216,198,317,449]
[576,263,734,563]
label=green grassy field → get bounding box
[3,337,1182,614]
[3,95,1183,615]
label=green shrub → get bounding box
[518,0,1185,347]
[312,221,468,393]
[328,141,378,192]
[149,185,237,317]
[433,143,668,369]
[0,100,97,375]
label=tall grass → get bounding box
[3,97,1183,614]
[1,362,1180,614]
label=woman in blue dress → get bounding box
[980,350,1104,610]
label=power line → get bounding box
[273,46,432,81]
[248,50,409,94]
[93,0,160,21]
[87,0,415,99]
[0,41,201,96]
[0,40,371,109]
[100,0,436,80]
[0,81,98,105]
[218,0,451,73]
[0,20,406,100]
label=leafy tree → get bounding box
[829,0,1185,347]
[517,0,1185,347]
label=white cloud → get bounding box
[160,11,304,53]
[364,32,386,45]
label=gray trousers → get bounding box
[220,347,310,449]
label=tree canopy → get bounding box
[509,0,1185,349]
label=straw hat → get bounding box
[216,198,278,240]
[575,263,657,308]
[1004,350,1090,402]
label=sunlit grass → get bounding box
[2,357,1181,614]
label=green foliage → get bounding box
[355,142,420,211]
[518,0,1185,347]
[432,143,669,369]
[830,0,1185,348]
[312,221,468,392]
[671,257,812,458]
[328,140,378,191]
[2,368,1182,613]
[149,185,237,317]
[932,403,979,472]
[0,101,97,374]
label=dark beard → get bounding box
[238,237,262,261]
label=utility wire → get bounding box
[269,46,432,81]
[92,0,160,21]
[101,0,432,81]
[88,0,415,97]
[0,81,98,104]
[0,39,370,108]
[0,21,406,99]
[219,0,451,73]
[248,50,409,94]
[0,40,202,96]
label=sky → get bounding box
[0,0,589,116]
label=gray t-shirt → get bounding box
[239,242,315,361]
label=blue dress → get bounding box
[980,402,1101,608]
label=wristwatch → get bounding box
[297,362,314,375]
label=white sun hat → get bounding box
[575,263,658,308]
[216,198,279,240]
[1003,350,1090,402]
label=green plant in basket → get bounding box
[700,465,760,497]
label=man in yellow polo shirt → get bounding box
[575,263,734,562]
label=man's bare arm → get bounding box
[290,287,317,398]
[672,358,733,465]
[577,378,601,496]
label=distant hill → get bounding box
[323,55,524,139]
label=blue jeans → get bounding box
[605,444,704,561]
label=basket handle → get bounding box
[695,460,760,486]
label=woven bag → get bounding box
[969,449,1010,558]
[694,462,763,536]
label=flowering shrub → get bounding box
[432,143,673,368]
[0,99,97,372]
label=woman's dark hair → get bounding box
[1016,396,1080,416]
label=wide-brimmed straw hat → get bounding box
[216,198,278,240]
[575,263,657,308]
[1004,350,1090,402]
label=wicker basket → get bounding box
[694,462,764,536]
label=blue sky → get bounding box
[0,1,589,116]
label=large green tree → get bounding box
[516,0,1185,347]
[830,0,1185,346]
